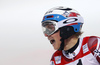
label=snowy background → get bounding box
[0,0,100,65]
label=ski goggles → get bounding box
[42,20,58,36]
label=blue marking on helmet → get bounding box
[71,23,82,32]
[42,14,66,22]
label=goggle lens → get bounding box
[42,20,58,35]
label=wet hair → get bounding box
[73,31,83,38]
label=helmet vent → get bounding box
[46,15,54,18]
[59,8,72,11]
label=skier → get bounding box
[41,6,100,65]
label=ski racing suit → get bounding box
[50,36,100,65]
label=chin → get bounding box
[54,47,59,50]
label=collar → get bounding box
[62,38,83,59]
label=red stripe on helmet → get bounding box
[68,12,80,17]
[67,23,78,26]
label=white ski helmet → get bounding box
[42,6,84,36]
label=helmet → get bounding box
[41,6,84,50]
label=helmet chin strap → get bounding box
[58,26,76,51]
[58,38,65,50]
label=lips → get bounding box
[48,37,56,45]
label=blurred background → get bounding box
[0,0,100,65]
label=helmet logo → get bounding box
[63,18,78,24]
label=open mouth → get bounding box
[50,39,55,44]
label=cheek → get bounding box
[53,32,61,48]
[55,37,61,50]
[55,35,61,43]
[53,31,61,43]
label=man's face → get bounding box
[45,31,61,50]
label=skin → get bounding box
[64,35,78,50]
[45,31,61,50]
[45,30,79,50]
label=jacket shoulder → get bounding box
[87,36,99,50]
[87,36,100,63]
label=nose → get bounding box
[44,33,50,37]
